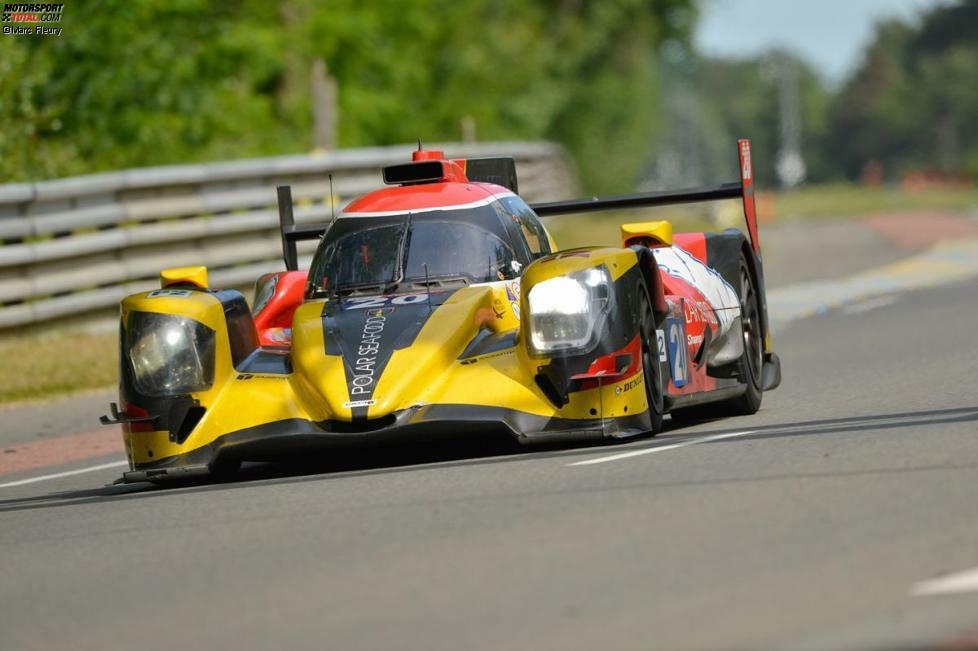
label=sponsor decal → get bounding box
[459,349,513,366]
[687,333,704,346]
[327,288,457,419]
[505,280,520,302]
[666,317,688,387]
[343,399,376,409]
[327,289,456,417]
[492,298,506,319]
[237,373,286,381]
[740,141,752,181]
[146,289,193,298]
[683,299,719,327]
[349,307,390,398]
[341,293,428,310]
[510,301,520,319]
[614,373,644,396]
[656,329,667,362]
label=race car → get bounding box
[102,139,781,482]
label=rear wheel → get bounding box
[639,292,664,435]
[725,256,763,415]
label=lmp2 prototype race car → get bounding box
[102,139,781,482]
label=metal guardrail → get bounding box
[0,141,575,330]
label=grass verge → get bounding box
[766,183,978,220]
[545,183,978,249]
[0,330,117,404]
[546,211,715,250]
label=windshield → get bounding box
[308,215,521,297]
[316,223,406,292]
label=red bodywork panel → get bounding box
[571,335,643,391]
[672,233,707,265]
[343,180,508,214]
[657,255,722,396]
[253,270,307,347]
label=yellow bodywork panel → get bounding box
[520,247,638,286]
[160,266,209,289]
[620,220,673,247]
[289,299,349,419]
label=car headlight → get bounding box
[127,312,216,397]
[527,266,611,355]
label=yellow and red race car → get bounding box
[103,140,781,482]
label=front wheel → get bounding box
[639,291,664,435]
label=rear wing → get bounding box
[276,140,760,271]
[529,139,761,255]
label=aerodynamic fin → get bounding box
[277,185,330,272]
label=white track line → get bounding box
[567,430,758,466]
[0,460,128,488]
[912,566,978,596]
[841,294,898,315]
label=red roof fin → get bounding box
[412,149,444,162]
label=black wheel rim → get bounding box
[740,267,763,385]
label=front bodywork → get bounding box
[117,247,669,480]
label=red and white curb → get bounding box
[0,427,125,488]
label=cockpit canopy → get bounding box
[306,197,551,298]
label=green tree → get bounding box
[657,49,833,187]
[823,0,978,180]
[0,0,695,193]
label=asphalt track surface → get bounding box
[3,281,978,650]
[3,224,978,650]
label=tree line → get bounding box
[685,0,978,187]
[0,0,974,191]
[0,0,695,193]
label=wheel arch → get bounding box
[705,229,771,354]
[630,246,669,325]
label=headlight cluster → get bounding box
[527,266,611,355]
[127,312,215,397]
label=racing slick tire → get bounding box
[722,255,764,415]
[670,254,763,421]
[639,290,665,435]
